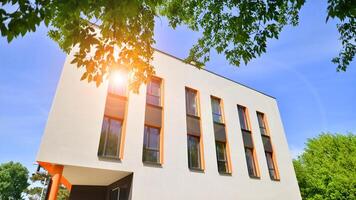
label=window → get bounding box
[238,105,249,130]
[211,96,230,174]
[142,126,160,163]
[143,77,164,164]
[216,142,228,173]
[211,97,223,123]
[257,112,279,180]
[257,112,268,135]
[265,152,277,180]
[245,148,257,177]
[238,105,259,177]
[185,88,203,170]
[98,77,128,160]
[146,78,161,106]
[186,88,198,116]
[187,135,201,169]
[98,117,123,158]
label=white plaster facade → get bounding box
[37,49,301,200]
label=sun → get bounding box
[110,71,127,86]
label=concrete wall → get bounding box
[37,49,301,200]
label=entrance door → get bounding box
[110,187,120,200]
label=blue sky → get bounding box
[0,1,355,173]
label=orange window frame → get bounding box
[238,105,261,178]
[211,95,233,174]
[100,79,130,160]
[185,87,206,170]
[144,76,165,164]
[257,111,280,180]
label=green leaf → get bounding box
[7,34,13,43]
[293,133,356,200]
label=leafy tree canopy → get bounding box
[26,170,69,200]
[293,133,356,200]
[0,0,355,91]
[0,161,29,200]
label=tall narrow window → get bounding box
[237,105,259,178]
[211,96,231,174]
[185,88,203,170]
[98,78,127,160]
[143,77,163,164]
[257,112,279,180]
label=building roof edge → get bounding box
[153,48,276,100]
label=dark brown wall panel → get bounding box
[242,130,254,148]
[262,135,273,152]
[214,123,226,142]
[104,95,126,119]
[186,115,201,136]
[69,185,107,200]
[145,105,162,127]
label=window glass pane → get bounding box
[216,142,228,173]
[147,95,160,106]
[245,148,257,177]
[269,169,277,180]
[257,113,268,135]
[265,152,277,179]
[143,126,149,148]
[146,79,161,106]
[147,81,152,94]
[188,136,201,169]
[186,89,198,116]
[266,152,274,169]
[213,114,222,123]
[211,98,221,114]
[218,161,227,173]
[238,106,248,130]
[143,126,160,163]
[260,128,267,136]
[101,117,110,136]
[150,80,161,96]
[98,117,110,155]
[104,119,122,157]
[143,149,160,163]
[147,80,160,96]
[148,127,160,150]
[211,98,222,123]
[108,81,126,96]
[216,142,226,161]
[257,113,265,128]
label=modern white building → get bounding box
[36,49,301,200]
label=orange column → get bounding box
[48,165,64,200]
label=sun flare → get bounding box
[110,71,127,86]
